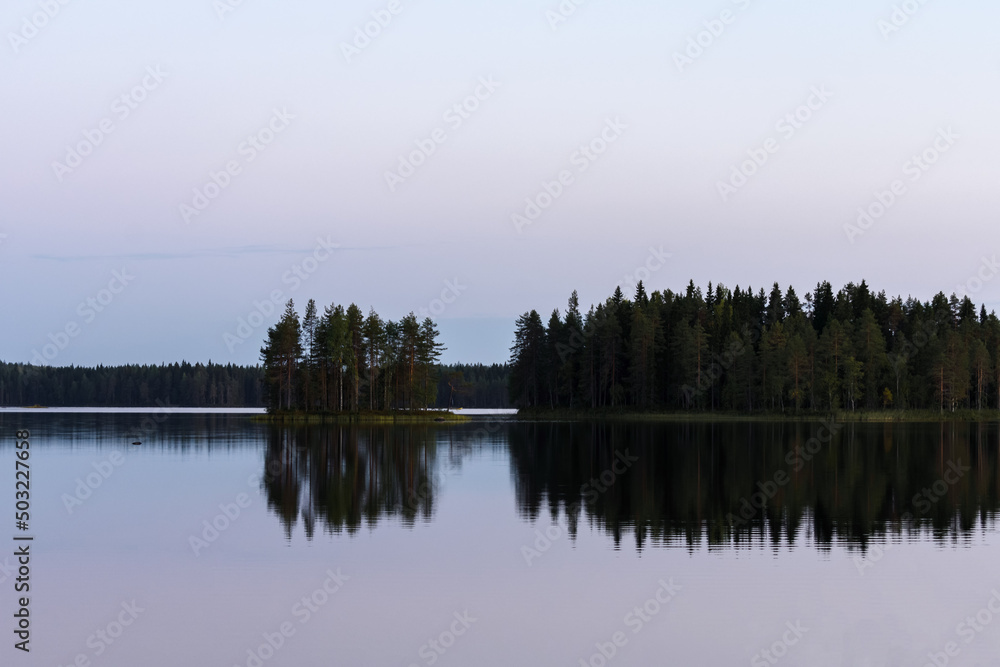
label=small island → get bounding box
[256,299,466,423]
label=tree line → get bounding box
[437,363,510,409]
[509,280,1000,413]
[0,361,264,407]
[0,358,509,409]
[259,299,446,412]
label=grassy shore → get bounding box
[511,408,1000,423]
[252,410,470,424]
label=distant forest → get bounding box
[437,362,509,409]
[509,280,1000,413]
[0,358,507,409]
[0,361,265,408]
[0,299,508,413]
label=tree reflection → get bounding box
[258,420,1000,552]
[261,424,437,538]
[507,420,1000,552]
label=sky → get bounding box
[1,0,998,367]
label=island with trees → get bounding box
[257,299,463,421]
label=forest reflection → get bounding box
[260,420,1000,552]
[509,421,1000,552]
[261,424,439,538]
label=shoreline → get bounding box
[6,407,998,424]
[252,410,471,424]
[509,409,1000,423]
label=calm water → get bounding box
[2,412,1000,666]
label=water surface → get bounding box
[2,413,999,666]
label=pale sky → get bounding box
[1,0,998,366]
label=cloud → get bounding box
[30,244,403,262]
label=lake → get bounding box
[2,411,999,666]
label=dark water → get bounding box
[2,412,999,666]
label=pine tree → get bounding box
[854,309,887,409]
[302,299,318,411]
[545,309,564,408]
[766,283,785,327]
[398,314,421,409]
[416,318,445,408]
[760,322,788,410]
[509,310,547,408]
[560,291,585,408]
[345,305,365,411]
[970,338,990,410]
[629,299,657,408]
[363,309,385,410]
[818,319,850,410]
[786,334,808,411]
[319,304,348,411]
[260,300,302,411]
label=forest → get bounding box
[259,298,513,412]
[436,362,510,409]
[10,278,1000,416]
[508,280,1000,413]
[0,357,507,409]
[259,298,450,412]
[0,360,264,408]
